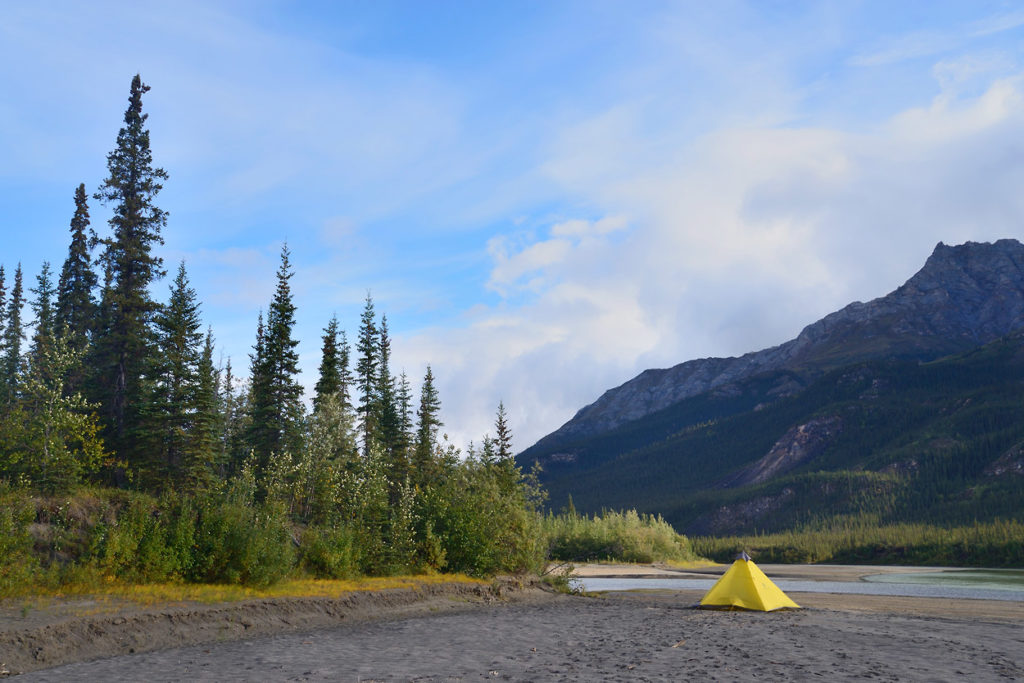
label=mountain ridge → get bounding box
[523,239,1024,461]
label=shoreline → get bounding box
[4,565,1024,678]
[0,577,557,676]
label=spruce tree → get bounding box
[337,328,353,413]
[355,293,378,455]
[375,315,405,490]
[0,266,7,351]
[313,315,341,413]
[148,261,203,485]
[375,315,401,453]
[396,370,414,455]
[246,309,270,458]
[219,358,248,476]
[248,245,304,471]
[0,266,6,401]
[56,183,97,354]
[189,328,219,491]
[2,265,25,403]
[91,74,168,462]
[495,401,513,460]
[413,364,442,481]
[29,262,57,370]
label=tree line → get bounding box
[0,75,543,585]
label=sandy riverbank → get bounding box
[4,565,1023,680]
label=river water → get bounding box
[577,569,1024,602]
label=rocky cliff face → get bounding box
[526,240,1024,456]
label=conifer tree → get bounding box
[337,328,353,413]
[148,262,203,484]
[29,262,56,370]
[0,266,6,401]
[219,358,248,475]
[248,245,304,470]
[396,370,414,455]
[355,293,378,455]
[2,265,25,403]
[375,315,405,490]
[313,315,341,413]
[495,401,513,460]
[91,74,168,460]
[375,315,401,453]
[56,183,97,354]
[246,309,269,458]
[413,364,442,481]
[0,266,6,339]
[188,328,219,490]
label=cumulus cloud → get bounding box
[408,70,1024,450]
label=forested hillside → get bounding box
[533,332,1024,536]
[0,76,545,592]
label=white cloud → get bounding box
[409,70,1024,449]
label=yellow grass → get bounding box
[16,574,488,609]
[662,558,720,569]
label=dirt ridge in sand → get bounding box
[0,577,556,676]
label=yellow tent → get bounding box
[698,552,800,611]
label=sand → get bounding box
[3,566,1023,681]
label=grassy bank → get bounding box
[541,508,701,564]
[693,518,1024,567]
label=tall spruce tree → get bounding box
[375,315,401,452]
[0,266,6,401]
[375,315,405,490]
[248,245,304,471]
[413,364,442,481]
[29,262,57,371]
[2,265,25,403]
[189,328,219,491]
[355,293,378,455]
[91,74,168,462]
[337,328,353,413]
[494,401,513,460]
[148,262,203,485]
[313,315,341,413]
[56,183,97,353]
[396,370,414,455]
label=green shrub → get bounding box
[0,489,39,595]
[543,509,698,564]
[190,500,296,587]
[692,518,1024,567]
[299,525,358,579]
[88,493,194,582]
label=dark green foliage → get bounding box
[2,264,25,402]
[28,262,56,370]
[313,315,342,413]
[189,329,220,491]
[247,245,304,471]
[145,262,204,486]
[414,365,442,484]
[355,293,377,455]
[91,74,168,463]
[2,76,551,592]
[56,184,98,362]
[530,335,1024,540]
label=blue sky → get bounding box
[3,1,1024,448]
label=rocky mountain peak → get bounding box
[523,239,1024,459]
